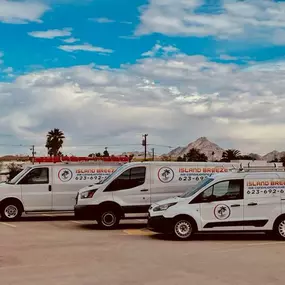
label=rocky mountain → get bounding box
[262,151,285,162]
[169,137,225,160]
[168,137,285,162]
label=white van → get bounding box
[147,166,285,240]
[74,161,240,228]
[0,163,121,221]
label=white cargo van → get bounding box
[74,161,240,228]
[0,163,121,221]
[147,166,285,240]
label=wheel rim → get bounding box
[101,212,116,227]
[278,220,285,237]
[174,220,192,239]
[4,205,18,219]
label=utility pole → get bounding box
[142,134,148,161]
[151,148,155,161]
[30,145,36,165]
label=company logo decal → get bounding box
[158,167,174,183]
[214,204,231,220]
[58,168,73,182]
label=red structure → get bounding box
[31,156,129,163]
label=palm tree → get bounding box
[45,128,65,157]
[186,148,208,162]
[221,149,241,162]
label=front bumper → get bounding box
[74,204,99,220]
[147,215,173,234]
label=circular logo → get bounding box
[214,204,231,220]
[58,168,73,182]
[158,167,174,183]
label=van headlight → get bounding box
[80,189,97,199]
[153,202,177,212]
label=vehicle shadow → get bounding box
[149,232,278,242]
[17,215,148,231]
[18,215,76,222]
[77,222,146,231]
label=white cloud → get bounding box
[219,54,238,61]
[135,0,285,45]
[2,45,285,155]
[58,44,113,54]
[62,37,80,43]
[28,28,72,39]
[119,35,139,40]
[0,0,49,24]
[2,67,13,73]
[142,43,179,57]
[89,17,115,23]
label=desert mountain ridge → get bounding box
[167,137,283,161]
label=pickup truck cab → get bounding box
[148,166,285,240]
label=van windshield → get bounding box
[180,177,214,198]
[7,166,32,185]
[95,164,129,185]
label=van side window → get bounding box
[191,179,243,203]
[104,167,146,192]
[18,168,49,185]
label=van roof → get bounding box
[29,162,123,168]
[127,161,237,166]
[211,171,285,180]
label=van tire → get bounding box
[274,216,285,240]
[0,200,22,221]
[97,209,120,230]
[173,216,195,240]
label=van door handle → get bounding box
[49,185,52,192]
[231,204,240,207]
[140,189,148,192]
[248,202,257,206]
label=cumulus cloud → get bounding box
[28,28,72,39]
[135,0,285,44]
[0,0,49,24]
[58,44,113,54]
[1,45,285,155]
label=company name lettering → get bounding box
[76,168,115,174]
[247,180,285,186]
[179,168,228,173]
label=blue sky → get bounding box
[1,0,285,157]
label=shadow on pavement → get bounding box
[18,215,76,222]
[149,232,277,242]
[78,223,146,231]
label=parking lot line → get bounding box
[123,229,154,236]
[70,221,85,224]
[0,222,16,228]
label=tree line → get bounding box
[176,148,285,164]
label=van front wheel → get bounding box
[98,209,120,230]
[173,218,194,240]
[0,201,22,221]
[274,218,285,240]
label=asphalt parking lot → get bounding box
[1,215,285,285]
